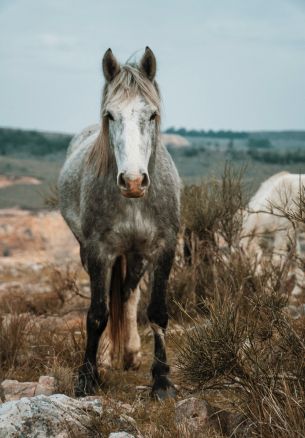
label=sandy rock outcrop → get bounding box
[0,209,78,262]
[162,134,190,148]
[1,376,56,402]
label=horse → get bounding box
[240,171,305,297]
[58,47,181,399]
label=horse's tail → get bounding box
[109,255,126,357]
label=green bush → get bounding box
[248,138,272,149]
[0,128,72,156]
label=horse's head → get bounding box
[101,47,160,198]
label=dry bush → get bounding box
[170,164,305,436]
[0,264,86,316]
[48,265,86,305]
[166,165,248,319]
[0,313,33,372]
[0,311,86,386]
[181,163,246,247]
[41,183,59,209]
[176,291,305,437]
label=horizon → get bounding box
[1,0,305,133]
[2,124,305,137]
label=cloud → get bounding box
[39,33,78,51]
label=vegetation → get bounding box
[172,166,305,437]
[248,138,272,149]
[165,126,249,139]
[1,164,305,436]
[2,126,305,210]
[248,148,305,164]
[0,127,72,156]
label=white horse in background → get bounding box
[240,172,305,297]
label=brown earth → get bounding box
[0,208,78,262]
[0,175,41,189]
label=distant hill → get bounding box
[165,127,249,139]
[1,126,305,158]
[2,126,305,210]
[165,127,305,142]
[0,127,73,157]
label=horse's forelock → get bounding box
[103,64,161,112]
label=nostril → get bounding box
[118,173,127,189]
[141,173,150,188]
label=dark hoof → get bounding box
[75,366,100,397]
[151,377,177,400]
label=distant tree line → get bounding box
[248,148,305,164]
[247,138,272,149]
[165,127,249,139]
[0,128,72,156]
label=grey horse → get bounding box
[58,47,181,399]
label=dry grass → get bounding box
[1,163,305,436]
[0,312,86,389]
[174,164,305,437]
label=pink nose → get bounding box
[118,173,150,198]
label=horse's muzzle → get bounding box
[117,172,150,198]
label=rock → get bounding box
[175,397,209,430]
[35,376,56,396]
[1,380,37,402]
[119,414,137,427]
[135,385,149,391]
[285,304,305,319]
[175,397,249,437]
[1,376,57,401]
[0,394,102,438]
[108,433,135,438]
[162,133,190,148]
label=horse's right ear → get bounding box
[102,49,120,82]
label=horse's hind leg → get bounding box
[123,285,141,370]
[98,322,114,369]
[75,254,111,397]
[122,253,146,370]
[148,248,176,400]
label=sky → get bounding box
[0,0,305,134]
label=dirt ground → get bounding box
[0,208,225,437]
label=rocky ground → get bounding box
[0,208,247,437]
[1,208,304,437]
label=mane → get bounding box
[87,64,161,176]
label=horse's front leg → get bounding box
[75,254,111,397]
[148,248,176,400]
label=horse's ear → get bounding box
[102,48,120,82]
[140,47,157,81]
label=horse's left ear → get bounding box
[140,47,157,81]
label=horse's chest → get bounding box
[105,206,164,259]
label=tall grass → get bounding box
[174,164,305,437]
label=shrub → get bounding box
[248,138,272,149]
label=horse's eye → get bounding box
[150,111,157,121]
[106,111,114,121]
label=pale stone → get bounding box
[108,433,135,438]
[175,397,209,431]
[35,376,56,396]
[0,394,102,438]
